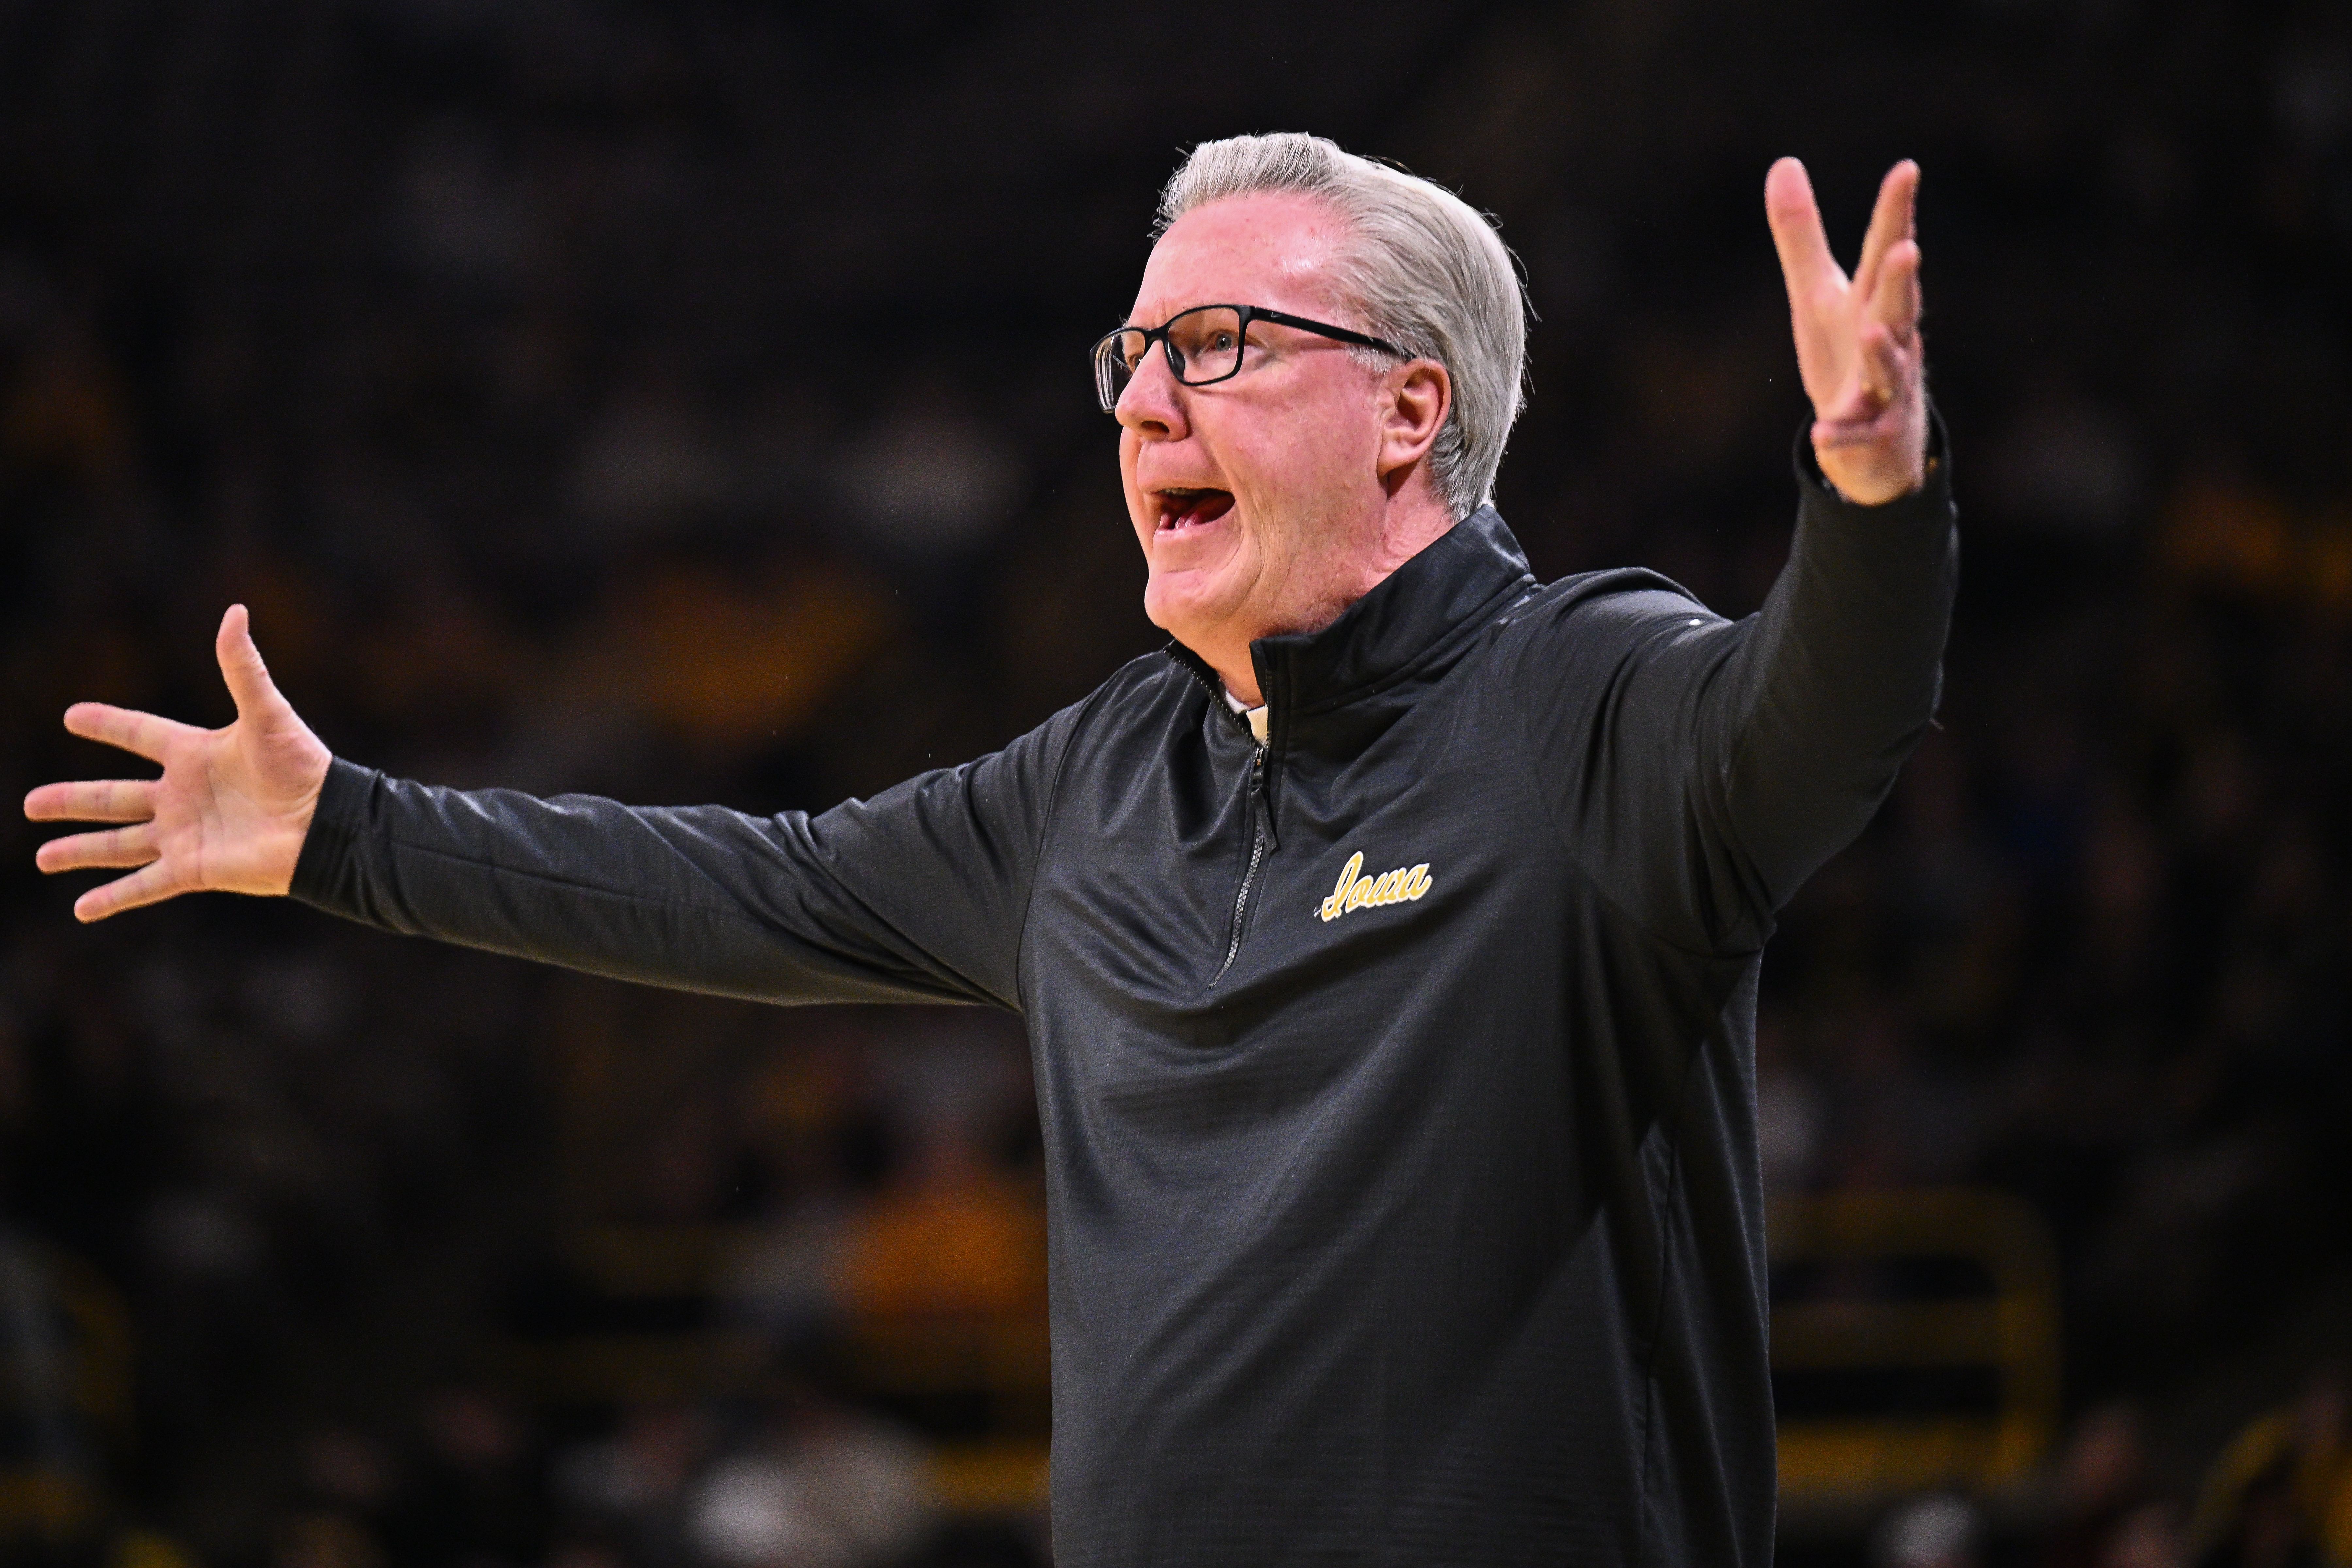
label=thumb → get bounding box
[216,604,283,723]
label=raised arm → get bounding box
[26,605,331,922]
[1511,160,1955,955]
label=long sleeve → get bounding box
[1510,417,1958,955]
[288,696,1095,1010]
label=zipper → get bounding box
[1211,745,1271,987]
[1165,643,1280,988]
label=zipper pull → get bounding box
[1248,746,1280,851]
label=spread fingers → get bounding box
[1853,161,1919,303]
[1764,157,1842,304]
[74,863,184,924]
[1868,239,1922,341]
[62,702,193,764]
[36,823,161,874]
[24,778,157,824]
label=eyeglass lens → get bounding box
[1095,306,1245,408]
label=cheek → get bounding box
[1232,392,1371,508]
[1215,422,1296,516]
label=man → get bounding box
[28,134,1952,1564]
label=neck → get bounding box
[1192,493,1459,706]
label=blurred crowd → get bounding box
[2,0,2349,1564]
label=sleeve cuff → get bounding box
[1791,402,1954,523]
[288,756,378,907]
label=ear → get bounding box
[1376,359,1452,490]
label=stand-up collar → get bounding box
[1161,506,1537,746]
[1249,505,1535,719]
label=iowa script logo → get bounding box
[1317,851,1435,923]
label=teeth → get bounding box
[1153,488,1225,531]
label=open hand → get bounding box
[1765,157,1929,505]
[25,605,332,922]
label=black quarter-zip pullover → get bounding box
[293,437,1958,1566]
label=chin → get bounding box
[1142,572,1239,645]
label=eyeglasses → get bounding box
[1091,304,1404,412]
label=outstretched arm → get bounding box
[29,606,1078,1009]
[25,605,332,921]
[280,749,1061,1010]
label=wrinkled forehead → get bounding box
[1127,191,1354,328]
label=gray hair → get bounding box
[1158,132,1528,521]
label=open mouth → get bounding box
[1154,487,1235,532]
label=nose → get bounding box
[1115,342,1187,440]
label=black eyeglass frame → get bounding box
[1091,304,1407,412]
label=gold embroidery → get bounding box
[1317,850,1434,923]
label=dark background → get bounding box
[2,2,2349,1566]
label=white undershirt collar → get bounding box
[1223,688,1271,745]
